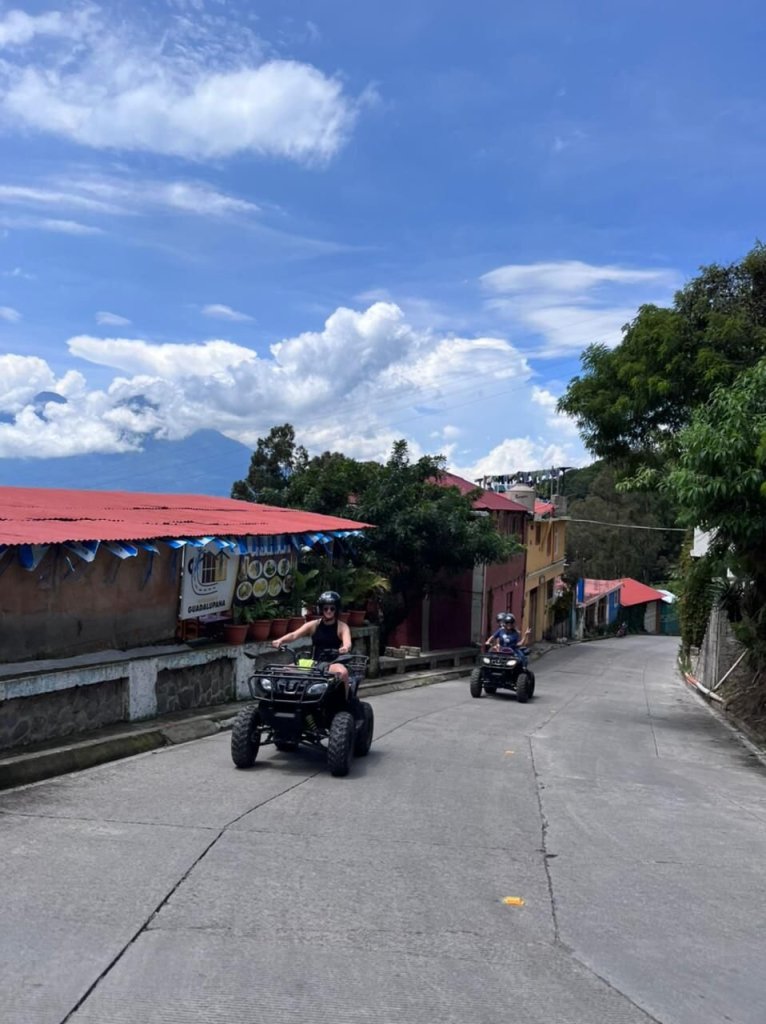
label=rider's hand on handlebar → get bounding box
[339,644,351,654]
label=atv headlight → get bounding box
[256,676,273,694]
[482,657,491,665]
[506,659,518,668]
[306,681,328,697]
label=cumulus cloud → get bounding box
[0,305,21,322]
[481,259,679,357]
[202,304,254,323]
[96,311,131,326]
[0,5,360,162]
[0,301,555,462]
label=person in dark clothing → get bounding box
[273,590,353,693]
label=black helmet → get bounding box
[317,590,341,612]
[496,612,506,623]
[504,613,516,625]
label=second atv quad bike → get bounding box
[469,646,535,702]
[231,647,374,777]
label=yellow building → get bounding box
[520,495,568,642]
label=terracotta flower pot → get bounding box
[270,618,290,639]
[338,611,351,624]
[347,609,366,628]
[305,612,321,622]
[287,616,305,632]
[247,620,272,642]
[223,623,249,645]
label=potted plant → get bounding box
[346,568,391,627]
[289,565,319,622]
[225,605,250,644]
[247,598,279,642]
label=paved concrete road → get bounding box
[1,636,764,1024]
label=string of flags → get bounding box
[0,529,367,573]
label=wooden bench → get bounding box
[378,646,477,676]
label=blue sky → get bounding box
[0,0,762,477]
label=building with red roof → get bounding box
[0,485,370,664]
[576,576,668,636]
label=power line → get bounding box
[568,518,686,533]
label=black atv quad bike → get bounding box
[231,647,374,777]
[469,646,535,702]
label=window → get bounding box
[535,523,541,545]
[546,578,554,601]
[200,552,227,584]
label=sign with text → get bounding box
[180,548,238,619]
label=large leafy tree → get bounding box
[231,424,308,505]
[559,244,766,466]
[662,358,766,664]
[233,429,521,637]
[355,440,519,614]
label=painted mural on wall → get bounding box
[233,554,296,604]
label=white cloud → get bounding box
[0,8,90,48]
[96,311,131,327]
[202,304,255,323]
[0,7,359,162]
[0,301,550,462]
[0,305,21,322]
[0,214,104,235]
[531,385,580,438]
[481,259,679,357]
[0,183,120,213]
[450,436,589,482]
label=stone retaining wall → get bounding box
[0,625,380,752]
[0,677,128,751]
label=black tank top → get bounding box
[312,619,342,658]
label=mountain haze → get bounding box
[0,430,253,497]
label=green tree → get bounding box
[662,358,766,663]
[233,429,522,640]
[355,441,521,636]
[231,424,308,505]
[559,244,766,466]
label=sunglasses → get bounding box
[321,604,336,611]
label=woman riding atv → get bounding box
[272,590,353,694]
[485,612,531,666]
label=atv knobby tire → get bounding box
[231,705,261,768]
[353,701,374,757]
[526,670,536,697]
[516,673,531,703]
[327,711,355,777]
[469,668,483,698]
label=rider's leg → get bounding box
[328,663,350,698]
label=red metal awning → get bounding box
[0,486,371,546]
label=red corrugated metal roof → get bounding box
[582,578,622,603]
[534,499,555,516]
[619,577,665,607]
[439,472,530,513]
[0,486,371,546]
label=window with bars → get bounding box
[199,552,227,585]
